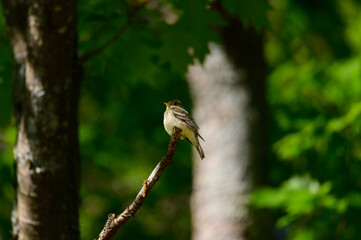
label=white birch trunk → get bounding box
[188,43,253,240]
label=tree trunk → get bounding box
[188,22,270,240]
[2,0,81,239]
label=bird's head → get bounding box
[164,99,183,108]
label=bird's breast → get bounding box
[163,110,175,136]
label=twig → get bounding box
[97,127,182,240]
[79,3,146,63]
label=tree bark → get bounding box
[2,0,81,239]
[188,22,270,240]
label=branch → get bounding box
[79,3,145,64]
[97,127,182,240]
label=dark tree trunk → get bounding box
[188,20,271,240]
[219,18,269,191]
[219,20,271,240]
[2,0,81,239]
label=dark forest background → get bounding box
[1,0,361,239]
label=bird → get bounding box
[163,99,205,159]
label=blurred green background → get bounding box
[1,0,361,239]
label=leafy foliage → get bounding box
[252,0,361,239]
[1,0,361,239]
[222,0,270,30]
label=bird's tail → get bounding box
[196,143,205,160]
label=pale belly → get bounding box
[163,110,198,146]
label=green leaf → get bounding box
[222,0,270,31]
[158,0,223,74]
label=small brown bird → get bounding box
[163,100,205,159]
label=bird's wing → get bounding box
[171,106,205,141]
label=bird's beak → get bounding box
[163,102,169,107]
